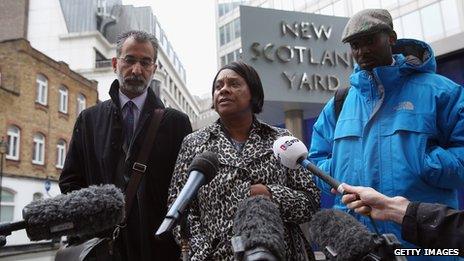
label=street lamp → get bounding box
[0,137,8,222]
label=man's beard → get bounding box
[117,72,151,96]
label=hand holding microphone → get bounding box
[341,184,410,224]
[272,136,381,234]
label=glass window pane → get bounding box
[234,19,241,39]
[333,0,347,17]
[393,18,403,38]
[1,190,14,202]
[351,0,363,14]
[402,11,423,40]
[363,0,380,9]
[420,3,444,41]
[1,206,14,222]
[320,4,333,15]
[381,0,397,8]
[227,52,234,63]
[441,0,460,36]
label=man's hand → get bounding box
[339,183,410,224]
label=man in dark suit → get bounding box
[60,30,192,260]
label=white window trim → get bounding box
[36,75,48,105]
[59,87,68,113]
[6,126,20,160]
[77,94,86,116]
[32,134,45,165]
[56,140,66,169]
[1,188,16,222]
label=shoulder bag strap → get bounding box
[123,108,164,222]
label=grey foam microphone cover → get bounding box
[22,184,125,241]
[187,150,219,183]
[233,196,286,261]
[309,209,376,260]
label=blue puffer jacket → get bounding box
[309,39,464,252]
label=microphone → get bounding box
[0,184,124,243]
[231,196,286,261]
[309,209,405,261]
[156,151,218,237]
[272,136,344,194]
[273,136,382,235]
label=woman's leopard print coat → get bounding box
[168,119,321,260]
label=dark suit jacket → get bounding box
[60,80,192,260]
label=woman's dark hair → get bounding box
[211,61,264,114]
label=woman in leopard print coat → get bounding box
[168,62,320,260]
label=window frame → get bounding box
[36,74,48,105]
[32,133,45,165]
[6,125,20,160]
[76,93,86,116]
[59,85,69,114]
[56,139,66,169]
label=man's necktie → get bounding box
[124,101,135,146]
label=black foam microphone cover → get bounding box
[187,150,219,183]
[309,209,376,261]
[22,184,125,241]
[233,196,286,261]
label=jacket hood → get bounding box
[392,38,436,75]
[352,38,436,75]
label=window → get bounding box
[333,0,347,17]
[234,19,241,39]
[32,133,45,165]
[220,56,227,67]
[227,52,234,64]
[6,126,20,160]
[56,139,66,169]
[220,25,226,46]
[36,74,48,105]
[1,188,15,222]
[363,0,381,8]
[59,86,68,113]
[402,11,423,40]
[381,0,398,8]
[33,192,43,201]
[77,93,86,116]
[320,4,333,15]
[441,0,460,36]
[421,3,444,41]
[393,18,404,38]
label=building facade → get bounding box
[0,38,98,245]
[217,0,464,74]
[216,0,464,209]
[25,0,205,129]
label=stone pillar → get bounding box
[284,109,304,140]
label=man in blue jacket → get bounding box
[308,9,464,259]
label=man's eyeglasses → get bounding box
[117,56,156,68]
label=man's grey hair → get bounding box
[116,30,159,61]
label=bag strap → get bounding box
[334,87,349,122]
[123,108,164,223]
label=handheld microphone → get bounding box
[272,136,344,194]
[156,151,218,237]
[0,184,125,243]
[272,136,382,234]
[309,209,405,261]
[231,196,285,261]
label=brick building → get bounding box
[0,38,98,246]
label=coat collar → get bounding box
[199,117,279,168]
[109,79,165,112]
